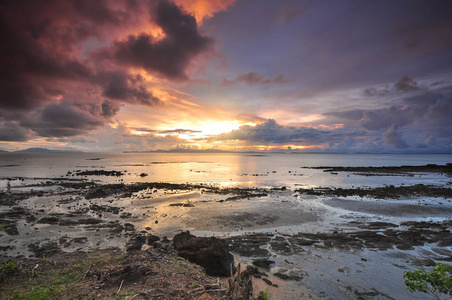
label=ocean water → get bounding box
[1,152,451,190]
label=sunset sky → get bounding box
[1,0,452,152]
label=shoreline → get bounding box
[1,164,452,299]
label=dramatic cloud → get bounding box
[174,0,239,23]
[101,0,213,80]
[211,119,349,146]
[98,72,160,106]
[0,121,33,142]
[364,76,422,97]
[101,100,122,118]
[393,76,420,92]
[326,78,452,152]
[1,0,451,152]
[0,0,218,142]
[211,77,452,152]
[22,102,112,137]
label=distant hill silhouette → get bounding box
[13,148,82,153]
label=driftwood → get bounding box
[117,279,124,293]
[228,263,253,300]
[81,263,92,281]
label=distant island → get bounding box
[0,148,82,153]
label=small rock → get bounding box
[252,258,275,270]
[412,258,436,267]
[147,234,160,245]
[204,284,220,290]
[126,235,146,252]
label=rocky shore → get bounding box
[305,163,452,176]
[1,163,452,299]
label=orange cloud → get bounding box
[175,0,238,24]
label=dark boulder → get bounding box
[147,234,160,245]
[28,241,61,257]
[252,258,275,270]
[126,235,146,252]
[172,231,234,276]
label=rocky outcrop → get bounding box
[172,231,234,276]
[126,234,146,252]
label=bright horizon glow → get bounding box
[158,120,256,139]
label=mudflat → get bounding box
[1,164,452,299]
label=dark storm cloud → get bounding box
[0,122,32,141]
[327,81,452,151]
[101,0,213,80]
[359,107,410,131]
[0,0,213,141]
[21,101,118,137]
[340,97,452,135]
[212,77,452,152]
[100,100,122,118]
[98,72,160,106]
[359,93,452,136]
[393,76,420,92]
[211,119,353,145]
[364,76,422,97]
[0,0,99,110]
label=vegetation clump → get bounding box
[404,263,452,300]
[0,250,230,299]
[0,261,19,280]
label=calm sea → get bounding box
[1,153,451,190]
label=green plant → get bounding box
[0,261,19,278]
[106,292,133,300]
[404,263,452,300]
[102,253,124,265]
[11,286,57,300]
[256,288,272,300]
[0,225,4,231]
